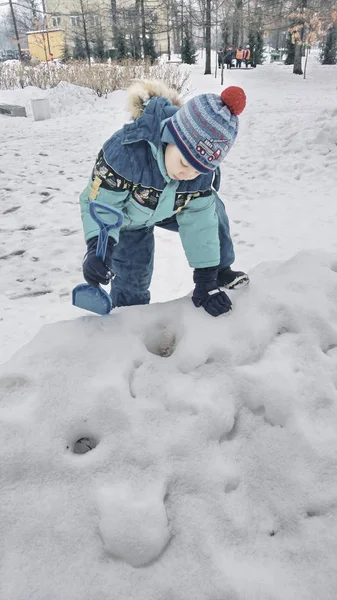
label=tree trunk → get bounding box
[204,0,211,74]
[171,3,179,54]
[9,0,23,61]
[140,0,146,58]
[41,0,51,57]
[167,2,171,61]
[293,38,303,74]
[110,0,118,45]
[233,0,242,48]
[79,0,91,64]
[29,0,39,24]
[134,0,142,59]
[215,7,218,79]
[293,0,306,75]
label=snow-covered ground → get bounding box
[1,52,337,599]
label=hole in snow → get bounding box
[72,437,98,454]
[224,478,240,493]
[20,225,36,231]
[276,326,289,336]
[322,343,337,355]
[219,416,239,443]
[250,405,266,417]
[305,510,321,519]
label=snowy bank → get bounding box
[1,250,337,600]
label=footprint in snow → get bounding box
[3,205,21,215]
[144,322,177,358]
[97,482,171,567]
[0,249,26,260]
[0,374,33,408]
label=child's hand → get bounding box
[82,237,114,288]
[192,267,232,317]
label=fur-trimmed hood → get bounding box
[127,79,182,120]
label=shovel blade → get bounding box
[72,283,112,315]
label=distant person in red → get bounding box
[235,47,244,68]
[243,45,251,68]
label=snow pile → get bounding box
[313,107,337,151]
[0,84,48,109]
[0,81,98,118]
[1,250,337,599]
[46,81,98,116]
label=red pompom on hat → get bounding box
[221,86,246,116]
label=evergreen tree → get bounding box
[284,33,295,64]
[253,10,265,65]
[130,32,142,60]
[181,27,197,64]
[62,41,72,63]
[144,30,157,64]
[116,31,129,59]
[248,31,256,65]
[93,35,105,61]
[73,35,86,60]
[132,0,142,60]
[321,21,337,65]
[248,11,264,66]
[255,28,264,64]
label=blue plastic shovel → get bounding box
[72,201,123,315]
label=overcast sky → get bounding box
[0,1,43,16]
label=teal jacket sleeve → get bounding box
[80,142,133,243]
[176,192,220,268]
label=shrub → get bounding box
[0,59,191,97]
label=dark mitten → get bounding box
[192,267,232,317]
[82,236,115,288]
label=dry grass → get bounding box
[0,59,191,97]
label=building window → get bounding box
[91,15,100,27]
[51,16,61,27]
[70,15,81,27]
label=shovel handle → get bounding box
[89,201,124,261]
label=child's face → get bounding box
[164,144,201,181]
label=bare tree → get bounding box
[110,0,118,44]
[204,0,211,72]
[8,0,23,60]
[78,0,91,62]
[10,0,41,33]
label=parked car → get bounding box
[0,49,31,63]
[0,50,20,62]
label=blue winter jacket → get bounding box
[80,96,220,268]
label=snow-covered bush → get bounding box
[0,60,191,96]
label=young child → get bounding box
[79,80,249,318]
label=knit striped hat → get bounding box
[166,86,246,174]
